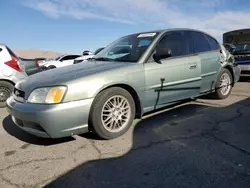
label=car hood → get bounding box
[16,60,133,92]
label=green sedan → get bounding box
[6,28,241,140]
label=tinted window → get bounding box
[0,48,2,52]
[157,31,193,57]
[190,31,211,53]
[61,55,79,61]
[71,55,81,59]
[205,35,219,50]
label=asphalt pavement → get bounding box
[0,78,250,188]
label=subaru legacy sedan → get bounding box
[6,29,241,140]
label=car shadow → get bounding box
[239,76,250,82]
[44,98,250,188]
[2,115,75,146]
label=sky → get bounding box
[1,0,250,54]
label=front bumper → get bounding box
[6,96,94,138]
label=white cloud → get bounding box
[22,0,250,38]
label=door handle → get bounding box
[189,64,197,69]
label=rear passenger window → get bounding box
[205,35,219,51]
[0,48,2,52]
[190,31,211,53]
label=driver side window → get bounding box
[157,31,193,58]
[59,56,68,61]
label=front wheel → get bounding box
[47,65,56,69]
[213,68,233,99]
[89,87,136,140]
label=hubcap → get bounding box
[0,87,11,102]
[101,95,131,133]
[219,73,231,96]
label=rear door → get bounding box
[144,31,202,110]
[189,31,221,93]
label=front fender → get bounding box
[92,81,141,98]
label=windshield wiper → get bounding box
[88,57,115,61]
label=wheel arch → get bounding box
[93,83,143,119]
[0,79,15,86]
[223,65,235,86]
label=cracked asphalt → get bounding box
[0,78,250,188]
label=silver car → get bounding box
[6,29,241,139]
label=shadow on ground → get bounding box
[44,98,250,188]
[2,115,75,146]
[239,76,250,82]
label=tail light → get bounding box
[4,55,23,72]
[35,60,39,67]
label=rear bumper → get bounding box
[235,60,250,75]
[239,64,250,74]
[6,96,94,138]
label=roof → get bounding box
[223,28,250,35]
[125,28,216,39]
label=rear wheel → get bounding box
[89,87,135,140]
[213,68,233,99]
[48,65,56,69]
[0,81,14,108]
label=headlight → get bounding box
[27,86,67,104]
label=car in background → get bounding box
[0,44,27,107]
[6,28,240,140]
[73,51,94,64]
[19,57,43,76]
[40,54,81,69]
[223,29,250,75]
[73,47,105,64]
[223,43,236,53]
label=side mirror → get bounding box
[153,47,172,63]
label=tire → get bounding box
[0,81,14,108]
[89,87,136,140]
[48,65,56,69]
[213,68,233,99]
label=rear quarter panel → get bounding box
[198,51,221,93]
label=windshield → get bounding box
[55,55,63,61]
[234,43,250,52]
[94,32,158,62]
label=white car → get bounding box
[41,54,81,69]
[73,51,94,64]
[73,48,105,64]
[0,44,27,107]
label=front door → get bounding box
[143,31,202,111]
